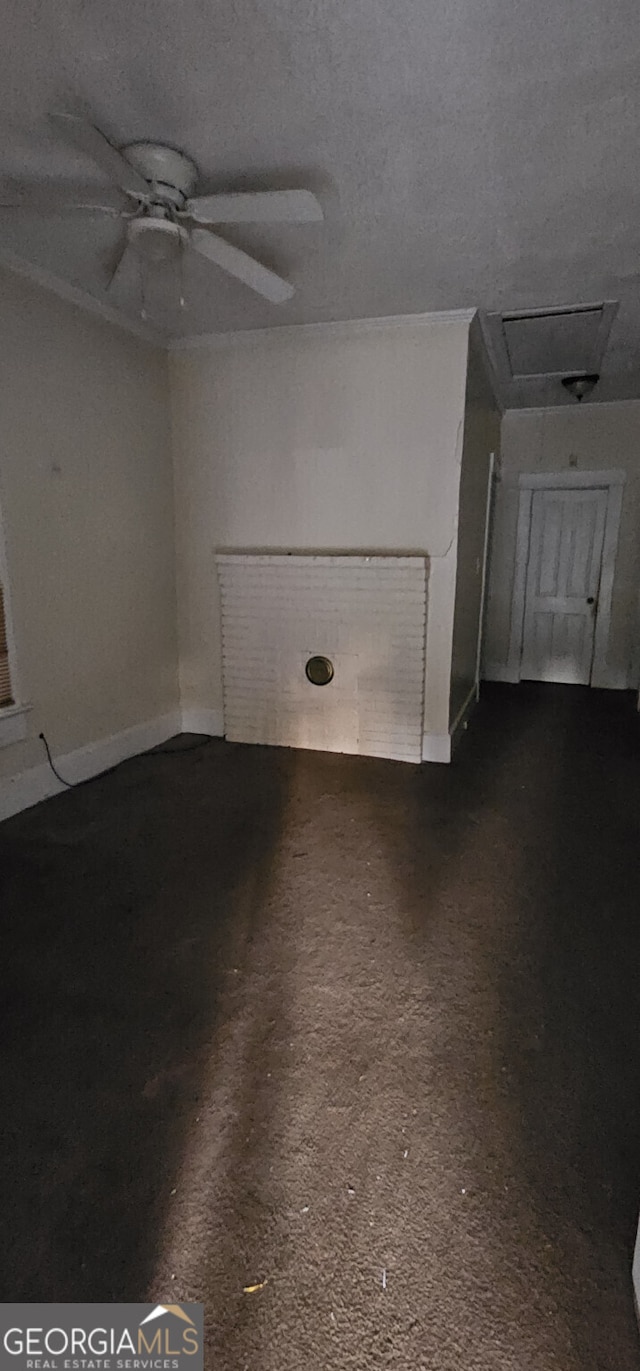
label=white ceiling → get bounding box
[2,0,640,406]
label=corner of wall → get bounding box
[0,269,181,792]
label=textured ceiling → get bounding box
[1,0,640,405]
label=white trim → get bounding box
[630,592,640,694]
[501,300,613,321]
[482,663,520,684]
[506,487,533,681]
[0,703,30,749]
[0,248,164,349]
[633,1214,640,1333]
[422,732,451,764]
[591,482,624,688]
[0,711,180,823]
[482,660,628,689]
[0,486,23,707]
[450,684,478,755]
[594,668,629,692]
[518,468,626,489]
[424,684,480,762]
[216,551,426,567]
[169,308,477,352]
[507,471,625,688]
[505,399,640,417]
[0,253,476,353]
[509,302,617,381]
[481,300,618,392]
[476,452,496,695]
[181,707,224,736]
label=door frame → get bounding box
[507,469,625,688]
[475,451,496,700]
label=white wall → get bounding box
[449,318,501,729]
[0,268,178,782]
[484,403,640,689]
[170,317,472,744]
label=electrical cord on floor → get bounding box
[39,731,75,788]
[38,729,216,791]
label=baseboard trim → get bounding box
[0,711,181,823]
[483,664,630,690]
[450,685,478,755]
[422,684,479,766]
[181,707,224,736]
[422,732,451,764]
[482,663,520,683]
[590,669,630,691]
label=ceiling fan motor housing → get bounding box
[122,142,198,206]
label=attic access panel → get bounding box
[481,300,618,386]
[504,307,602,377]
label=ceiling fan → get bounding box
[1,113,324,308]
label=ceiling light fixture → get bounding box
[128,217,187,263]
[561,373,599,402]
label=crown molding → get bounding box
[4,257,635,413]
[168,308,477,352]
[0,248,165,348]
[0,255,477,354]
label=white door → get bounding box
[521,487,607,684]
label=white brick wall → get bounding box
[216,554,427,764]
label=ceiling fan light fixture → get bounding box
[128,217,187,263]
[561,373,599,402]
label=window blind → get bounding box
[0,584,13,707]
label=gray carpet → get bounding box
[1,683,640,1370]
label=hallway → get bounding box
[1,684,639,1369]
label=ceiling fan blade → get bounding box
[185,189,323,225]
[107,236,135,292]
[190,228,294,302]
[49,113,149,199]
[0,179,128,215]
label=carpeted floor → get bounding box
[1,683,640,1369]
